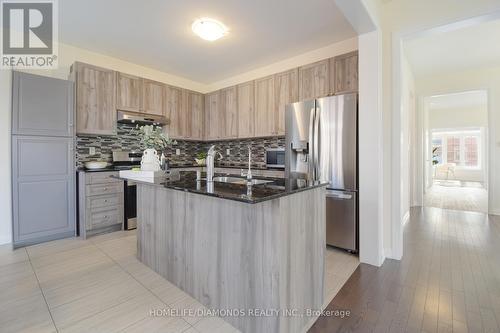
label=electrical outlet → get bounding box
[176,149,181,156]
[88,147,96,155]
[226,149,231,156]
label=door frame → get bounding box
[391,10,500,260]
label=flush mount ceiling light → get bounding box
[192,18,228,41]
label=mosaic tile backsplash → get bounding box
[76,123,285,169]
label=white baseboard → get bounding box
[489,210,500,216]
[0,236,12,246]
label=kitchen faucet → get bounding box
[240,146,252,181]
[206,145,223,182]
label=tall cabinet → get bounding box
[11,71,76,247]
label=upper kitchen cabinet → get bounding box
[142,79,165,116]
[164,85,183,138]
[330,51,358,94]
[116,72,142,112]
[237,81,255,138]
[205,91,222,140]
[220,86,238,139]
[298,59,329,101]
[182,90,204,140]
[274,68,298,135]
[254,75,276,137]
[73,62,116,135]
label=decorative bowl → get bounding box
[84,161,109,170]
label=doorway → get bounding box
[422,91,489,213]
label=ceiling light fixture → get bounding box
[192,18,228,41]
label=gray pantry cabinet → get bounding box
[11,71,76,247]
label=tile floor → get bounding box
[0,231,358,333]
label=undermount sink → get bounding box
[210,176,273,186]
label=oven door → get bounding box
[124,180,137,230]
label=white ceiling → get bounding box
[404,19,500,78]
[428,90,487,110]
[59,0,356,83]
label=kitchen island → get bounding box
[125,172,326,333]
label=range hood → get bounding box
[117,110,169,126]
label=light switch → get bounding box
[226,149,231,156]
[89,147,96,155]
[176,149,181,155]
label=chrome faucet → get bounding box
[240,146,252,181]
[206,145,223,182]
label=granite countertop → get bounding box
[168,164,273,171]
[115,171,327,204]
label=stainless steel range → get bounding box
[112,151,141,230]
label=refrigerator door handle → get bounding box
[308,107,316,180]
[313,106,320,181]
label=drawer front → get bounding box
[87,207,122,230]
[86,183,123,196]
[86,171,120,185]
[86,193,123,210]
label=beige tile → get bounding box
[0,244,28,267]
[0,260,35,285]
[60,293,165,333]
[90,230,136,244]
[0,292,56,333]
[169,293,208,325]
[0,270,40,304]
[43,263,127,308]
[26,237,91,259]
[121,315,190,333]
[94,234,137,259]
[34,250,113,289]
[30,244,100,268]
[50,275,148,329]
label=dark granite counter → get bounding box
[116,171,327,204]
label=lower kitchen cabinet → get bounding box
[78,171,124,239]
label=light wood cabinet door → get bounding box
[188,91,204,140]
[237,81,255,138]
[274,68,298,135]
[204,91,221,140]
[298,59,329,101]
[220,86,238,139]
[142,79,165,115]
[75,63,116,135]
[254,75,275,137]
[165,85,183,138]
[331,51,358,94]
[116,72,142,112]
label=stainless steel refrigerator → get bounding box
[285,93,358,252]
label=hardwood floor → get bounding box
[309,206,500,333]
[424,180,488,213]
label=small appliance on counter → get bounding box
[265,148,285,169]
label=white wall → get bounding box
[429,106,488,128]
[374,0,500,258]
[416,66,500,215]
[399,52,415,227]
[358,30,385,266]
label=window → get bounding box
[431,129,482,168]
